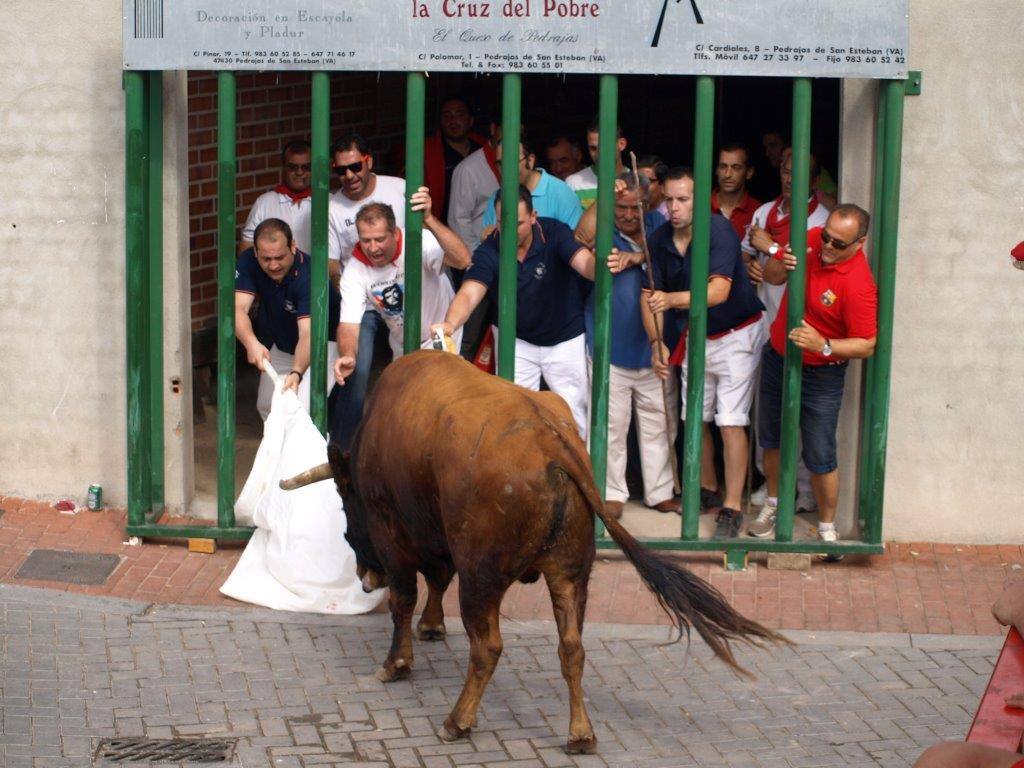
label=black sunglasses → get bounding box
[333,160,365,176]
[285,162,311,172]
[820,230,859,250]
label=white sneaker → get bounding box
[747,502,777,538]
[796,491,818,512]
[817,526,843,561]
[750,484,767,506]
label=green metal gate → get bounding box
[123,70,906,563]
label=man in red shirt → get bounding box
[748,205,878,555]
[711,143,760,239]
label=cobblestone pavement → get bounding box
[2,497,1020,635]
[0,584,1002,768]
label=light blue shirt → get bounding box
[482,169,583,230]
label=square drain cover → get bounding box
[95,737,237,764]
[16,549,120,585]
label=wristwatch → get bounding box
[767,242,781,256]
[821,339,832,357]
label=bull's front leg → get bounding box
[378,571,417,682]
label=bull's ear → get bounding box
[327,444,351,482]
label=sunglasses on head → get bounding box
[820,230,858,250]
[333,159,365,176]
[285,162,311,172]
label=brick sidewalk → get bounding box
[0,495,1018,636]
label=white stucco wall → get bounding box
[0,2,192,511]
[3,0,1022,541]
[878,0,1024,542]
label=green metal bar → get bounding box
[126,524,256,541]
[596,537,884,555]
[590,75,618,540]
[497,74,521,381]
[147,71,165,514]
[681,76,714,539]
[864,79,905,545]
[857,84,887,532]
[124,71,147,528]
[774,78,812,543]
[309,72,330,433]
[216,71,237,529]
[404,72,426,354]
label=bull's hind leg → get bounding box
[417,568,453,642]
[545,571,596,754]
[439,583,505,742]
[378,570,417,682]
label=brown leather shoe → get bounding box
[650,498,681,515]
[604,500,625,520]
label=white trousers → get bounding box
[257,343,338,422]
[494,327,589,438]
[600,364,675,505]
[680,316,767,426]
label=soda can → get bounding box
[87,484,103,511]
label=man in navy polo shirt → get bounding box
[641,167,767,539]
[235,218,340,421]
[577,172,676,519]
[433,185,596,437]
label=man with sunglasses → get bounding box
[752,205,878,556]
[239,140,313,254]
[327,132,407,449]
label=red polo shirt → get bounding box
[769,228,878,366]
[711,190,761,239]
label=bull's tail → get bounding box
[582,482,788,675]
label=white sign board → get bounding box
[124,0,908,78]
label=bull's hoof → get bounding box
[565,735,597,755]
[438,719,471,742]
[375,659,411,682]
[416,623,447,642]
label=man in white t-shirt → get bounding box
[240,140,313,253]
[333,188,470,387]
[565,119,628,209]
[327,132,407,282]
[326,132,407,448]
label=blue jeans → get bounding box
[328,309,383,450]
[757,345,847,474]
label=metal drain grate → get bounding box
[95,737,236,764]
[16,550,120,585]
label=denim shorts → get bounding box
[757,345,847,474]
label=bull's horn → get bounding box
[279,462,333,491]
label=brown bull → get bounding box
[283,350,784,753]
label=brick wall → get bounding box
[187,71,406,332]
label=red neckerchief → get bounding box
[351,228,403,267]
[274,184,312,205]
[765,195,819,245]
